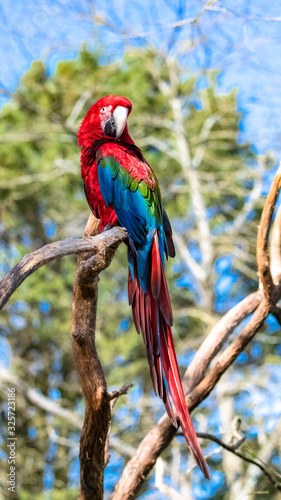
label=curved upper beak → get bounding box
[113,106,129,139]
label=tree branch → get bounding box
[195,433,281,491]
[257,164,281,299]
[172,229,207,282]
[0,365,135,459]
[158,61,213,280]
[183,289,263,391]
[231,157,264,235]
[0,213,127,499]
[112,166,281,500]
[0,365,83,430]
[0,224,127,312]
[155,457,188,500]
[70,215,127,500]
[270,203,281,284]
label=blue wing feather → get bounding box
[98,155,167,290]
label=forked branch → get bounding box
[0,214,127,500]
[0,222,127,311]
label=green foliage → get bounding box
[19,489,79,500]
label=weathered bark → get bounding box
[0,214,127,500]
[270,205,281,284]
[70,215,125,500]
[0,223,127,312]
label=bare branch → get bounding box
[195,432,281,491]
[172,0,218,28]
[136,136,180,162]
[270,204,281,284]
[272,305,281,326]
[70,215,117,500]
[0,212,129,500]
[173,306,217,326]
[162,60,213,273]
[184,290,262,391]
[172,229,207,282]
[207,5,281,23]
[0,365,83,430]
[0,158,78,190]
[65,89,93,129]
[0,131,75,144]
[192,113,221,169]
[0,225,127,312]
[231,157,264,235]
[257,164,281,299]
[0,86,12,96]
[155,457,187,500]
[0,365,135,459]
[108,383,134,405]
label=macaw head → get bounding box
[78,95,133,147]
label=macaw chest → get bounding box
[84,162,118,230]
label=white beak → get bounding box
[113,106,128,139]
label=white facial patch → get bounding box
[100,105,112,132]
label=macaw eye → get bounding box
[101,107,106,113]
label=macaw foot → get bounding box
[102,221,121,232]
[102,223,113,232]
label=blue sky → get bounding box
[0,0,281,160]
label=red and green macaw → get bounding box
[78,95,211,480]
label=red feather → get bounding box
[130,250,211,480]
[159,260,173,326]
[132,281,141,335]
[128,268,137,305]
[151,230,161,299]
[159,314,211,480]
[139,287,147,347]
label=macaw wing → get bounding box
[98,155,162,238]
[98,154,164,285]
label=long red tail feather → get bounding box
[128,231,211,480]
[159,314,211,480]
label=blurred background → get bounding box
[0,0,281,498]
